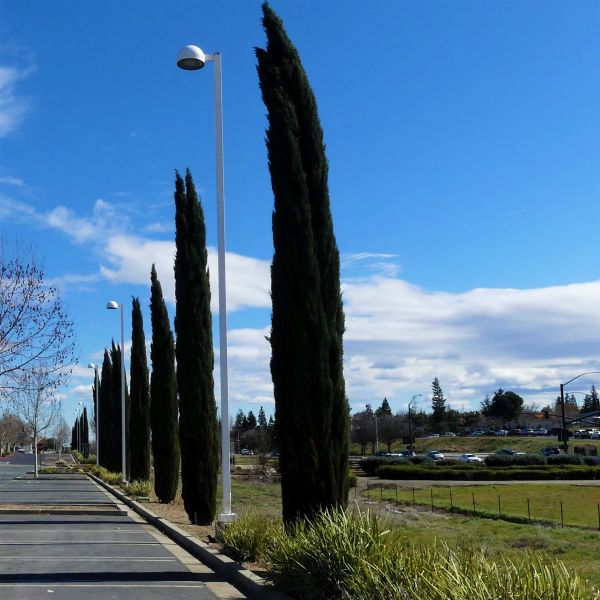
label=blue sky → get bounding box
[1,0,599,424]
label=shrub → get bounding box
[583,456,600,466]
[265,508,597,599]
[376,464,600,481]
[90,465,122,485]
[485,454,514,467]
[409,456,435,466]
[435,458,459,467]
[221,512,282,563]
[359,456,409,476]
[513,453,546,466]
[547,454,583,466]
[124,479,152,497]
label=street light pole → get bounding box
[107,300,127,482]
[408,394,422,453]
[88,363,99,465]
[559,371,600,453]
[176,44,234,524]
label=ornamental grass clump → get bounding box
[124,479,152,498]
[221,512,282,563]
[265,508,599,600]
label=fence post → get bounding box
[395,484,398,504]
[527,498,531,524]
[430,488,434,513]
[380,485,383,502]
[449,488,453,512]
[498,495,501,518]
[412,488,416,509]
[472,493,476,515]
[560,500,564,528]
[366,482,369,500]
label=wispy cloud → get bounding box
[0,63,35,137]
[0,176,24,187]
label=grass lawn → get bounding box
[369,483,600,529]
[219,476,600,587]
[378,504,600,588]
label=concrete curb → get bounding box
[88,473,290,600]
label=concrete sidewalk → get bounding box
[0,472,246,599]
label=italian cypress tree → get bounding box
[98,349,112,469]
[174,170,219,524]
[71,420,77,451]
[110,341,130,476]
[256,2,349,524]
[82,407,89,457]
[129,297,151,481]
[150,264,180,503]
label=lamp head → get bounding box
[87,363,96,370]
[177,45,206,70]
[106,300,119,310]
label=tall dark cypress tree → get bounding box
[110,341,130,476]
[256,3,349,523]
[82,407,89,457]
[150,264,180,503]
[71,420,77,451]
[174,170,219,525]
[98,349,112,469]
[129,297,151,481]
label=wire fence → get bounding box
[363,482,600,530]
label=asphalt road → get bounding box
[0,456,245,600]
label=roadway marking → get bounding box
[0,541,160,545]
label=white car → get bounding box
[459,453,483,463]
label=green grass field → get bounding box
[221,476,600,587]
[367,483,600,528]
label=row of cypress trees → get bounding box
[85,2,349,527]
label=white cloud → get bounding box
[0,64,35,137]
[0,176,24,187]
[100,234,270,312]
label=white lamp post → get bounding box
[106,300,127,482]
[88,363,99,465]
[176,44,234,523]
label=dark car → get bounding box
[541,446,560,456]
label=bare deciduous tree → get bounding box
[53,416,70,459]
[0,411,24,456]
[11,370,62,477]
[0,244,77,391]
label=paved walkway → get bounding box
[0,462,245,599]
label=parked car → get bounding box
[541,446,560,456]
[427,433,440,438]
[443,432,456,437]
[374,450,388,457]
[459,453,483,463]
[470,431,485,436]
[399,449,416,458]
[425,451,445,461]
[533,429,547,436]
[495,430,509,436]
[240,448,254,456]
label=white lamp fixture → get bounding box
[177,44,234,524]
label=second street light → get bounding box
[106,300,127,482]
[176,44,234,524]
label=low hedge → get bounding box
[359,456,410,475]
[485,453,545,467]
[376,464,600,481]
